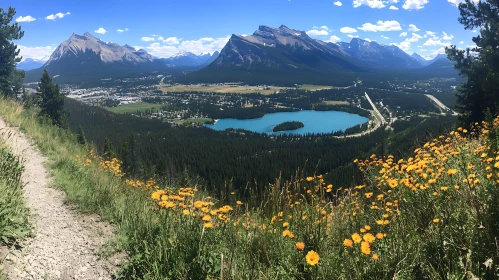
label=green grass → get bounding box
[1,97,499,279]
[182,118,213,125]
[301,84,333,91]
[106,102,166,114]
[161,84,287,95]
[0,141,30,278]
[321,100,349,105]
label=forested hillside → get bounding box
[65,98,456,198]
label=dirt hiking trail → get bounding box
[0,118,119,280]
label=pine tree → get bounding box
[103,137,115,159]
[0,7,25,97]
[76,126,87,145]
[37,70,68,128]
[128,132,140,177]
[446,0,499,125]
[120,142,130,175]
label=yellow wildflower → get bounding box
[352,233,362,243]
[363,233,376,243]
[361,241,371,255]
[305,250,320,266]
[343,239,353,248]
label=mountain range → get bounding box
[188,25,454,85]
[17,58,45,71]
[161,51,219,67]
[24,25,454,85]
[338,39,421,68]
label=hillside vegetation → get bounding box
[0,96,498,279]
[0,141,29,278]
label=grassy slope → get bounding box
[106,102,166,114]
[0,142,29,279]
[1,98,498,279]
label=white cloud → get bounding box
[408,33,422,42]
[471,29,477,33]
[425,31,437,38]
[399,32,408,37]
[393,41,411,51]
[326,35,341,43]
[45,12,70,20]
[402,0,428,10]
[358,20,402,32]
[163,37,180,45]
[340,27,357,33]
[353,0,386,8]
[393,33,422,51]
[422,47,446,59]
[320,25,329,30]
[141,36,155,42]
[408,24,420,32]
[334,1,343,6]
[94,27,107,34]
[447,0,479,7]
[137,35,230,58]
[381,35,390,39]
[16,15,36,22]
[389,5,399,9]
[117,28,129,33]
[442,32,453,40]
[347,34,359,38]
[459,41,464,44]
[423,38,451,47]
[306,29,329,36]
[18,45,56,61]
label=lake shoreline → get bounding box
[205,110,369,136]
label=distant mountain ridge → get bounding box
[188,25,451,85]
[210,25,359,71]
[45,32,155,65]
[17,58,45,71]
[161,51,219,67]
[23,26,456,85]
[411,53,428,65]
[25,32,169,83]
[336,38,420,68]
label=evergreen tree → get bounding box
[76,126,87,145]
[103,137,115,159]
[128,132,140,177]
[446,0,499,125]
[120,141,130,175]
[0,7,25,97]
[37,70,68,128]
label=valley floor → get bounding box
[0,118,119,280]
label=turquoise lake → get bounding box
[204,110,369,135]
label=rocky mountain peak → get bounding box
[83,32,96,39]
[45,32,154,66]
[123,44,136,51]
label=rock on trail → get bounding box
[0,118,120,280]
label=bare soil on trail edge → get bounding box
[0,119,122,280]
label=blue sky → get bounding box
[10,0,478,61]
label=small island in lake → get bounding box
[273,121,305,132]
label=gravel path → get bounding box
[0,119,119,280]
